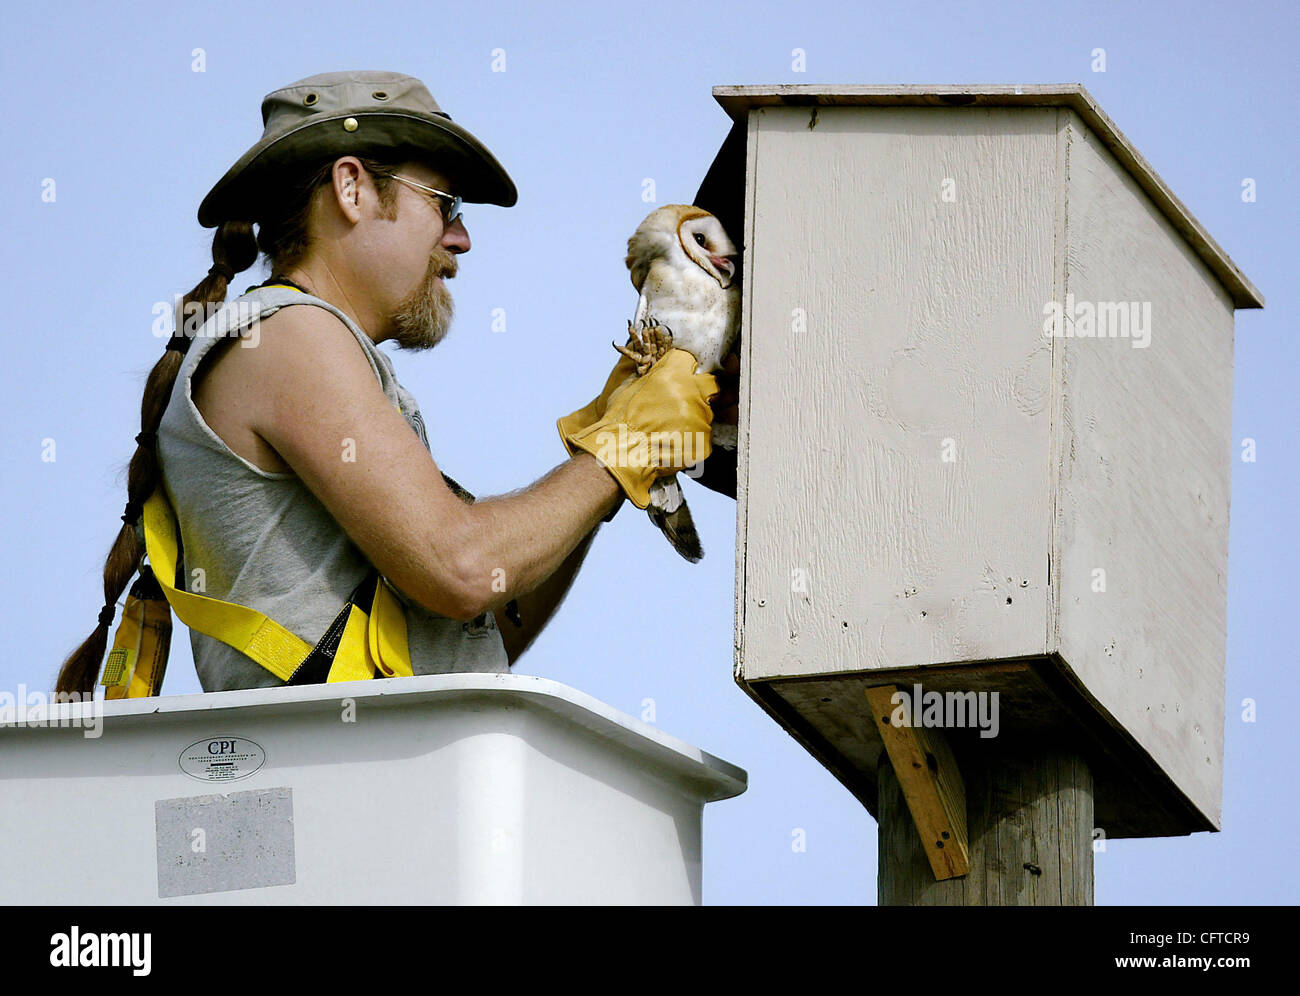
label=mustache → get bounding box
[430,247,458,280]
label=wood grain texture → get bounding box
[712,84,1262,309]
[866,685,969,879]
[738,105,1057,681]
[878,745,1094,905]
[1053,110,1232,830]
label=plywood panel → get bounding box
[713,84,1263,309]
[739,106,1058,681]
[1054,110,1233,829]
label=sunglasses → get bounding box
[389,173,463,226]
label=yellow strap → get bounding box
[141,485,415,685]
[369,578,413,678]
[102,596,141,694]
[105,590,171,699]
[142,488,311,681]
[331,603,378,683]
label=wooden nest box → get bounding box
[697,84,1263,841]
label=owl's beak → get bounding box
[709,255,735,287]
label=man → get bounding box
[56,70,721,694]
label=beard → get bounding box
[389,245,458,351]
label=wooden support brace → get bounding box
[865,684,969,880]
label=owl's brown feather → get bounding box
[648,501,704,563]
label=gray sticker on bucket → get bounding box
[155,786,296,898]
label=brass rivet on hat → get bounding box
[303,92,318,106]
[343,117,359,132]
[372,90,388,100]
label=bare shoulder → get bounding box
[192,302,382,473]
[245,300,380,382]
[244,302,395,431]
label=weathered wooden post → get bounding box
[696,84,1263,905]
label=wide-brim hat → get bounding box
[198,70,517,228]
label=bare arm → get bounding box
[496,522,600,665]
[246,304,620,621]
[453,453,619,614]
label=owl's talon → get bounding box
[613,340,642,364]
[617,325,656,374]
[617,315,680,374]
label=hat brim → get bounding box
[197,110,517,228]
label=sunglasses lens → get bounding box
[391,175,461,226]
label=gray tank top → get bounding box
[156,283,509,691]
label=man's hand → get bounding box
[555,353,638,449]
[560,348,718,508]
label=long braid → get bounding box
[54,221,259,694]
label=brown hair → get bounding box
[54,156,402,694]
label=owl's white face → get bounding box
[625,204,741,302]
[678,214,739,289]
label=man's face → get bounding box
[380,160,470,351]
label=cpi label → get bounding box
[178,737,266,783]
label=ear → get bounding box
[330,156,366,224]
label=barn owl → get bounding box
[617,204,741,562]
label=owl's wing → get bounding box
[647,477,703,563]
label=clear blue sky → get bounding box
[4,0,1295,905]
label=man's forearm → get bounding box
[496,524,598,664]
[452,452,621,615]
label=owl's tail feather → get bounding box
[648,501,704,564]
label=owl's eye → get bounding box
[693,232,707,247]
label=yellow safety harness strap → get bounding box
[102,574,171,699]
[141,485,415,684]
[142,487,311,682]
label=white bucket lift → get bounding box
[0,673,746,905]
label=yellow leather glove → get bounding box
[559,349,719,509]
[556,353,639,454]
